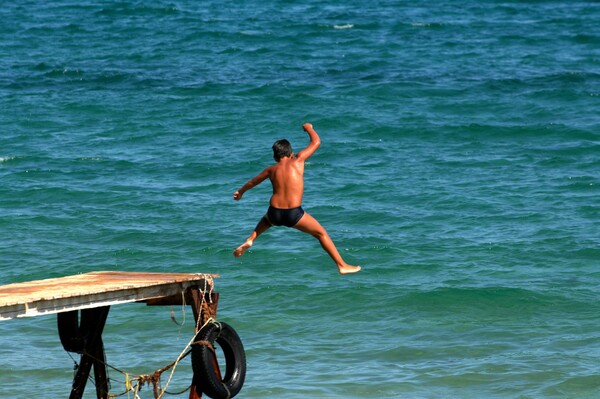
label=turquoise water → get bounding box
[1,1,600,398]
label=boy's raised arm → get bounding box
[296,123,321,161]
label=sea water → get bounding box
[1,1,599,398]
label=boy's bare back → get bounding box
[268,123,319,207]
[233,123,319,208]
[267,156,304,208]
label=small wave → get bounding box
[0,156,15,163]
[96,4,178,17]
[78,157,103,162]
[334,24,354,30]
[411,22,443,28]
[44,67,84,80]
[240,30,267,36]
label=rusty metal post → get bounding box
[92,337,109,399]
[188,287,219,399]
[68,306,110,399]
[188,289,219,326]
[189,374,202,399]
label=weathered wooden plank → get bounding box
[0,271,218,320]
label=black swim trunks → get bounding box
[266,206,305,227]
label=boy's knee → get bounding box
[312,229,327,240]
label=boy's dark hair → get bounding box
[272,139,292,160]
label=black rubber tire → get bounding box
[57,310,84,353]
[192,321,246,399]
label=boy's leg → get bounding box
[293,212,361,274]
[233,216,272,257]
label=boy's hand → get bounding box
[303,123,313,132]
[233,191,243,200]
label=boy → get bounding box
[233,123,361,275]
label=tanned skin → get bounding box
[233,123,361,275]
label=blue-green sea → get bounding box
[1,1,600,398]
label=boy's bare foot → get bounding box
[338,265,362,275]
[233,240,253,257]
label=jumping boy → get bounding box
[233,123,361,275]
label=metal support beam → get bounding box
[68,306,110,399]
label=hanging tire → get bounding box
[192,321,246,399]
[57,310,84,353]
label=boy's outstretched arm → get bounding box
[233,167,271,200]
[296,123,321,161]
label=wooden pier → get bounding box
[0,271,221,399]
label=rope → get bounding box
[192,340,215,350]
[157,276,215,399]
[169,290,188,326]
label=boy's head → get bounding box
[272,139,292,161]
